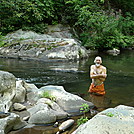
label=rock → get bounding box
[46,24,73,38]
[23,81,38,92]
[42,41,88,60]
[0,71,16,113]
[0,112,10,118]
[0,113,26,134]
[53,122,59,128]
[23,116,30,121]
[1,27,89,61]
[27,103,57,124]
[13,103,26,111]
[89,109,99,116]
[106,48,120,56]
[72,105,134,134]
[38,85,94,115]
[27,91,39,105]
[58,119,74,131]
[37,98,68,119]
[13,80,26,103]
[56,119,74,134]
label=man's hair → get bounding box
[94,56,102,63]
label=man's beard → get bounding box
[95,63,100,67]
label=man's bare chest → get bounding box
[93,67,103,74]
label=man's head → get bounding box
[94,56,102,67]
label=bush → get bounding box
[77,103,90,126]
[75,7,134,50]
[0,33,5,47]
[0,0,63,34]
[41,91,56,102]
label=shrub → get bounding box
[41,91,56,102]
[76,8,134,50]
[0,33,5,47]
[77,103,90,126]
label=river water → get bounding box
[0,50,134,133]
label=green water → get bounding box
[0,50,134,109]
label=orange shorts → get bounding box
[88,83,105,95]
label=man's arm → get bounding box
[90,66,107,79]
[99,67,107,81]
[102,67,107,78]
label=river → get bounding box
[0,50,134,134]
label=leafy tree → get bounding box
[0,0,62,34]
[69,0,134,50]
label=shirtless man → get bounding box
[88,56,107,95]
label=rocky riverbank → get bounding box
[0,70,134,134]
[0,70,94,134]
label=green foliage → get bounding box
[77,103,90,126]
[64,0,134,50]
[77,116,88,126]
[41,91,56,102]
[0,0,133,50]
[0,0,62,34]
[22,23,47,33]
[109,0,134,15]
[0,33,5,47]
[80,103,90,114]
[76,8,134,50]
[105,112,114,117]
[64,0,100,24]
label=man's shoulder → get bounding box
[90,65,96,68]
[101,65,106,70]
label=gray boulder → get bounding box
[0,113,26,134]
[46,24,73,38]
[40,40,88,60]
[72,105,134,134]
[106,48,120,56]
[37,98,68,119]
[38,85,94,114]
[1,27,89,61]
[13,80,26,103]
[13,103,26,111]
[23,81,38,92]
[27,103,57,124]
[0,71,16,112]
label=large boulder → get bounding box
[13,80,26,103]
[0,71,16,112]
[37,98,68,119]
[27,97,68,124]
[23,81,38,93]
[39,40,88,60]
[13,80,39,103]
[1,27,89,61]
[27,103,57,124]
[72,105,134,134]
[38,85,94,114]
[0,113,26,134]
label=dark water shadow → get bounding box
[87,94,112,111]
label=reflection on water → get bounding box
[88,94,112,111]
[0,50,134,109]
